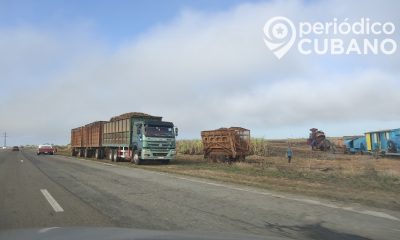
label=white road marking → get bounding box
[103,163,114,166]
[39,227,60,233]
[40,189,64,212]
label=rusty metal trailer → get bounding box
[71,121,106,158]
[201,127,250,161]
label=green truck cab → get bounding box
[132,120,177,164]
[102,112,177,164]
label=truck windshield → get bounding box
[145,125,174,137]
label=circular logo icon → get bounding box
[263,16,297,59]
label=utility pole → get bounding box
[3,132,7,148]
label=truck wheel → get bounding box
[133,153,141,165]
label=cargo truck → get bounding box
[71,112,178,164]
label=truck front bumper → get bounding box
[141,149,176,160]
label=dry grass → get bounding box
[175,138,343,157]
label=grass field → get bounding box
[56,139,400,211]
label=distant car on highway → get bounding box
[12,146,19,151]
[37,144,56,155]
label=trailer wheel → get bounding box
[108,150,114,161]
[113,151,119,162]
[388,141,397,153]
[95,149,102,159]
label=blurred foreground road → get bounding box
[0,150,399,240]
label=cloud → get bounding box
[0,0,399,144]
[224,70,400,125]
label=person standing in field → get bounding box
[287,147,293,164]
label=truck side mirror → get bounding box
[175,127,178,137]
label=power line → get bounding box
[3,132,7,148]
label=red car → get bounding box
[37,145,57,155]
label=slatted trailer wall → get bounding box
[85,121,106,147]
[103,113,162,147]
[71,127,83,148]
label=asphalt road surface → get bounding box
[1,150,399,240]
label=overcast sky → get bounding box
[0,0,399,145]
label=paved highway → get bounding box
[0,150,399,239]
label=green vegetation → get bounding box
[176,139,203,155]
[176,138,312,156]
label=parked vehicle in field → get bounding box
[201,127,250,162]
[37,144,56,155]
[365,128,400,156]
[307,128,334,151]
[71,112,178,164]
[342,128,400,156]
[12,146,19,151]
[344,136,366,154]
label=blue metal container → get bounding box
[365,128,400,155]
[344,136,366,154]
